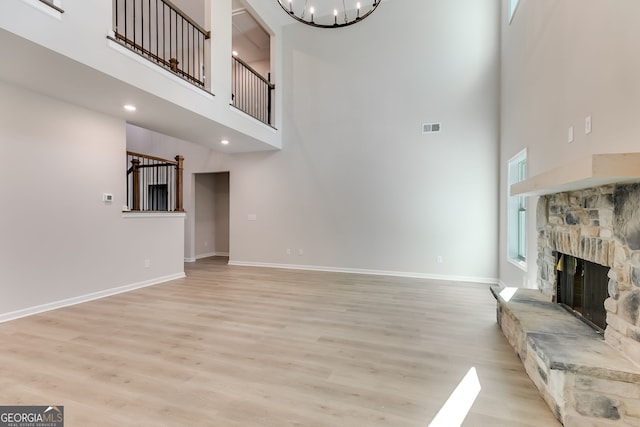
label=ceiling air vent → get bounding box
[422,123,441,134]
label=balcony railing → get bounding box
[126,151,184,212]
[232,56,275,127]
[112,0,210,88]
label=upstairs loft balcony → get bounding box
[111,0,275,128]
[1,0,280,153]
[112,0,209,88]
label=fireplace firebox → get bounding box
[555,252,609,331]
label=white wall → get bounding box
[0,0,503,322]
[499,0,640,287]
[173,0,206,28]
[225,0,501,281]
[1,0,281,150]
[126,124,230,262]
[129,0,501,282]
[195,174,218,256]
[0,82,185,319]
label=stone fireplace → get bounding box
[537,183,640,364]
[494,159,640,426]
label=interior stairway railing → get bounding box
[126,151,184,212]
[112,0,210,88]
[232,56,275,127]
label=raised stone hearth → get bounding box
[493,286,640,427]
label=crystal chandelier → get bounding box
[277,0,381,28]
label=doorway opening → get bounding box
[194,172,230,260]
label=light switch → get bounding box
[585,116,592,134]
[568,126,574,143]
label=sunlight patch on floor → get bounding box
[500,287,518,302]
[429,367,482,427]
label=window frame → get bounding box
[507,148,527,271]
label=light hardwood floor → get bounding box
[0,257,561,426]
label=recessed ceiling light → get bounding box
[221,139,230,145]
[124,104,137,111]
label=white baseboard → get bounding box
[227,260,498,285]
[185,252,230,263]
[0,273,185,324]
[196,251,230,260]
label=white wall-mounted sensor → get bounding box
[103,193,113,202]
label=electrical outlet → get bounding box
[144,259,151,268]
[286,248,291,255]
[436,256,444,264]
[298,249,303,256]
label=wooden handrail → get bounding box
[231,56,275,126]
[162,0,210,38]
[127,151,178,164]
[126,152,184,212]
[135,163,176,169]
[233,56,275,88]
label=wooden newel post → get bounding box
[175,155,184,212]
[169,58,179,72]
[131,158,141,211]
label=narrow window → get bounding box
[509,0,520,22]
[508,149,527,269]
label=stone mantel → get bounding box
[511,153,640,197]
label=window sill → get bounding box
[21,0,64,17]
[39,0,64,13]
[508,257,527,272]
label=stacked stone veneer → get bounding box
[537,183,640,365]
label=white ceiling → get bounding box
[232,0,271,65]
[0,28,276,154]
[1,0,393,154]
